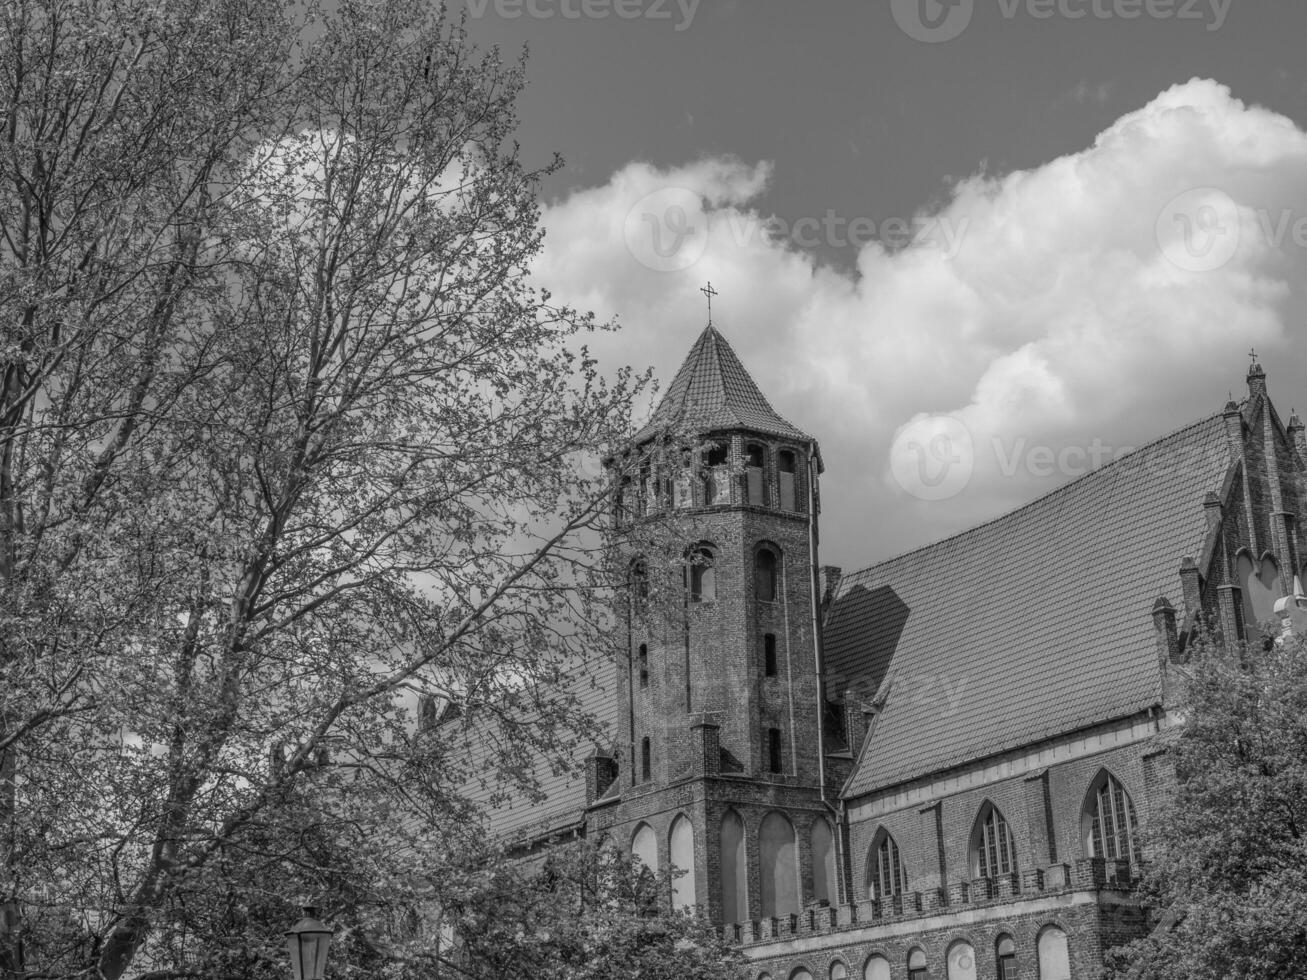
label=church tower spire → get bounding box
[593,306,841,927]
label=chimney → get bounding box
[1203,491,1223,532]
[1152,597,1180,664]
[819,566,843,610]
[1179,556,1202,624]
[584,751,619,804]
[689,715,721,776]
[843,691,875,753]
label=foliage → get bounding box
[0,0,653,976]
[427,838,747,980]
[1107,633,1307,980]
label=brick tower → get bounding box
[587,319,845,928]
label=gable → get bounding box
[834,414,1234,799]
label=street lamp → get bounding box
[285,905,334,980]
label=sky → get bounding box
[454,0,1307,572]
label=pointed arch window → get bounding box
[1239,551,1283,635]
[687,545,716,602]
[756,548,779,602]
[811,818,836,905]
[971,803,1016,879]
[778,450,798,511]
[703,442,728,505]
[719,810,748,924]
[759,811,799,918]
[631,822,658,871]
[866,828,906,899]
[746,443,767,504]
[1083,770,1138,863]
[669,815,697,909]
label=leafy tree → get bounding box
[1108,633,1307,980]
[0,0,652,976]
[425,838,747,980]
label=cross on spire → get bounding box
[700,281,718,325]
[1249,347,1259,364]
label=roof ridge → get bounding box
[846,409,1228,578]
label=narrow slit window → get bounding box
[767,727,783,773]
[764,633,777,677]
[638,644,649,688]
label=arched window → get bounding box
[630,559,649,613]
[669,815,697,910]
[866,828,906,899]
[1083,770,1139,863]
[829,962,848,980]
[687,545,716,602]
[1037,926,1071,980]
[703,443,728,505]
[756,548,779,602]
[638,644,649,688]
[719,810,748,924]
[1239,551,1283,633]
[946,941,977,980]
[759,812,799,918]
[631,823,658,871]
[790,970,814,980]
[971,802,1017,878]
[863,955,891,980]
[763,633,778,676]
[811,818,836,905]
[778,450,798,511]
[640,737,651,782]
[907,948,928,980]
[746,443,767,504]
[995,935,1017,980]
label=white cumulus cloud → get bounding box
[536,79,1307,568]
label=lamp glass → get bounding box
[286,911,333,980]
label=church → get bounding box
[463,320,1304,980]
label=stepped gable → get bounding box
[633,325,816,451]
[832,411,1235,798]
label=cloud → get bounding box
[535,79,1307,569]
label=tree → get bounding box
[427,838,747,980]
[1107,633,1307,980]
[0,1,650,976]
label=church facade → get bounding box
[471,323,1306,980]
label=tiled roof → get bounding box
[452,656,620,841]
[835,412,1235,799]
[633,325,813,445]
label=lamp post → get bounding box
[285,905,334,980]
